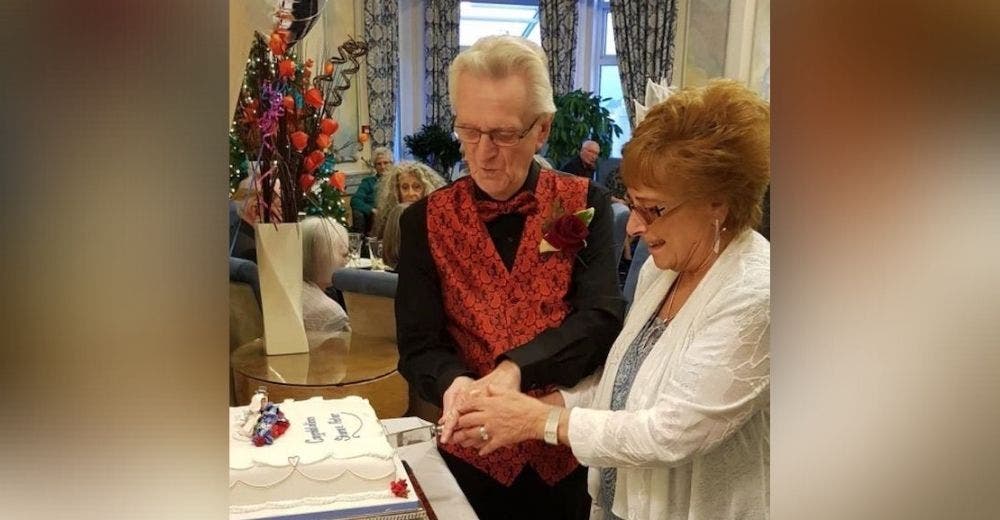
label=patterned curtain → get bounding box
[611,0,679,126]
[364,0,400,152]
[538,0,579,95]
[424,0,459,126]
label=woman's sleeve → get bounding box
[567,282,770,469]
[559,370,602,409]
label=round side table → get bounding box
[231,335,408,418]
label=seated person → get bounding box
[351,146,393,235]
[380,202,411,271]
[300,216,351,341]
[373,160,445,238]
[560,140,600,180]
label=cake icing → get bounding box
[229,395,420,519]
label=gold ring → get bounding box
[479,425,489,441]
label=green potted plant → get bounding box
[546,89,623,168]
[403,123,462,181]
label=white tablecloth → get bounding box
[381,417,479,520]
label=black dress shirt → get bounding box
[395,162,625,407]
[559,156,596,180]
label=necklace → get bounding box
[661,272,684,323]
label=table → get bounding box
[382,417,479,520]
[231,335,408,418]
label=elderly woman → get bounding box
[350,146,393,234]
[453,79,771,519]
[380,201,410,271]
[372,160,445,238]
[300,216,350,341]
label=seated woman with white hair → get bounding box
[300,216,351,343]
[373,161,445,238]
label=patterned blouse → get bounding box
[598,313,669,518]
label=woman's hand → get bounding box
[454,384,551,456]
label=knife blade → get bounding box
[385,423,443,448]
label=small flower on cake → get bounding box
[390,479,410,498]
[540,202,595,255]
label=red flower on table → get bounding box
[390,479,409,498]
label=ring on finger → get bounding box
[478,425,489,441]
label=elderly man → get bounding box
[560,140,601,180]
[350,146,393,234]
[396,36,624,519]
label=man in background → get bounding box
[560,140,600,180]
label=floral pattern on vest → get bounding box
[427,169,589,486]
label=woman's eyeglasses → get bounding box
[626,197,689,225]
[453,116,541,147]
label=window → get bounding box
[594,1,630,158]
[459,1,540,50]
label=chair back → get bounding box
[623,240,650,307]
[331,269,399,342]
[610,202,630,263]
[595,157,622,187]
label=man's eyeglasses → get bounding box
[453,116,541,147]
[626,196,689,225]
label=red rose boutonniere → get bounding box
[540,201,595,255]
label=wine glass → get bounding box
[368,239,384,271]
[347,232,362,268]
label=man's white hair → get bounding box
[448,35,556,118]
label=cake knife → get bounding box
[385,424,443,448]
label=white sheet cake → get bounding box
[229,395,422,519]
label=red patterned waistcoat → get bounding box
[426,169,589,486]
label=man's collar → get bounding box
[473,160,541,201]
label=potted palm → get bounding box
[545,89,623,168]
[403,123,462,181]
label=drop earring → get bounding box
[713,219,720,254]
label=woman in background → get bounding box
[380,202,411,271]
[300,216,350,342]
[351,146,394,234]
[373,161,445,238]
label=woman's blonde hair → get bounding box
[448,35,556,118]
[381,202,411,270]
[621,79,770,233]
[300,217,348,287]
[373,161,445,237]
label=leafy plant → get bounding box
[403,123,462,181]
[546,89,623,168]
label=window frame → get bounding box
[459,0,541,51]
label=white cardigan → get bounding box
[562,230,770,520]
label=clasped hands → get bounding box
[437,360,552,456]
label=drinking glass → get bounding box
[368,239,384,271]
[347,232,363,268]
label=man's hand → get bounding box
[467,360,521,395]
[438,376,474,443]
